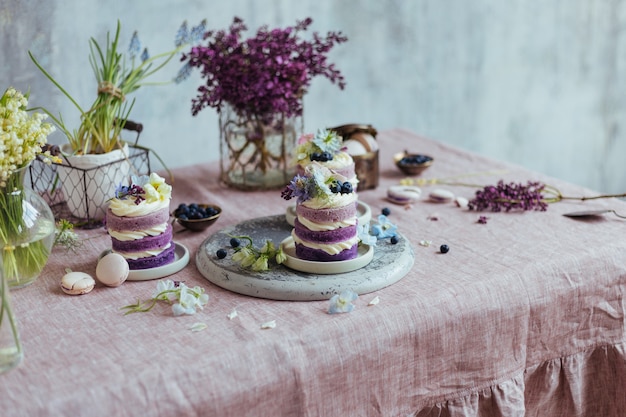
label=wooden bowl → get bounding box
[394,152,434,176]
[174,204,222,232]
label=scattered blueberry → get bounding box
[390,235,399,244]
[382,207,391,216]
[439,244,450,254]
[230,237,241,248]
[216,249,227,259]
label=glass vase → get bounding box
[0,254,23,373]
[219,105,302,190]
[0,165,55,288]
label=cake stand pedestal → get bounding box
[195,215,414,301]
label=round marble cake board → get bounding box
[195,214,414,301]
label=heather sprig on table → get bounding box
[468,180,626,212]
[178,17,348,124]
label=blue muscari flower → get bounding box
[175,21,189,47]
[128,31,141,60]
[175,62,192,84]
[141,47,150,62]
[190,19,207,43]
[328,290,358,314]
[371,214,398,239]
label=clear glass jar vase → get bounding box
[219,105,302,190]
[0,254,23,373]
[0,165,55,288]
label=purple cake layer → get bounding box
[294,218,357,243]
[296,202,357,224]
[111,224,173,252]
[106,206,170,232]
[124,243,176,270]
[295,242,358,262]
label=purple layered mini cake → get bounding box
[293,129,359,192]
[106,173,174,270]
[283,146,360,262]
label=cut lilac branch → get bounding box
[468,180,626,212]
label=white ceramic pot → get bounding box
[57,143,132,221]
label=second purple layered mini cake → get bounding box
[282,164,359,262]
[106,173,175,270]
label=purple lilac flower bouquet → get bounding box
[178,17,348,124]
[176,17,348,190]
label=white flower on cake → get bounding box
[109,173,171,216]
[293,128,343,165]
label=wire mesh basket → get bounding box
[27,121,151,229]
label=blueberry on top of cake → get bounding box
[106,173,175,270]
[282,164,359,262]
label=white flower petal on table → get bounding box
[227,308,238,320]
[419,240,432,247]
[260,320,276,329]
[189,322,207,332]
[368,296,380,306]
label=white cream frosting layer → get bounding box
[109,198,169,217]
[302,192,358,210]
[299,151,354,171]
[291,231,359,255]
[108,224,168,241]
[114,243,171,260]
[297,216,357,231]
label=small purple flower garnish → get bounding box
[477,215,488,224]
[281,174,312,203]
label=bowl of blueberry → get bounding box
[394,151,434,176]
[173,203,222,232]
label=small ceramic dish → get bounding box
[174,204,222,231]
[394,151,434,176]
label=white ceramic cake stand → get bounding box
[195,214,414,301]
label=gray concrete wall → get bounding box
[2,0,625,193]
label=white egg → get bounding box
[96,253,130,287]
[61,271,95,295]
[343,139,368,155]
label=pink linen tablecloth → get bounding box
[1,129,624,417]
